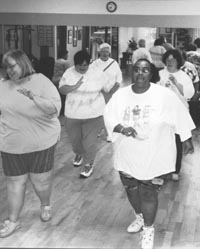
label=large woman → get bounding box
[59,50,111,178]
[0,49,61,238]
[104,59,194,249]
[158,49,195,181]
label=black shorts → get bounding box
[1,145,56,176]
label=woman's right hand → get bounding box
[121,127,137,138]
[76,76,84,88]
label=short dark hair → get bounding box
[162,49,184,69]
[194,38,200,48]
[74,50,91,66]
[58,49,68,59]
[154,38,163,46]
[186,43,197,52]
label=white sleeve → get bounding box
[104,91,123,140]
[164,90,195,141]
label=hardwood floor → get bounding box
[0,118,200,248]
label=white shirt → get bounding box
[104,84,195,180]
[92,57,122,88]
[149,45,166,68]
[59,65,111,119]
[158,68,195,107]
[132,47,152,65]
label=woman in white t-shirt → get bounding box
[59,50,111,178]
[104,59,194,249]
[158,49,195,181]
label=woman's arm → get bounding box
[59,76,83,95]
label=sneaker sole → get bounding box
[0,224,21,238]
[40,216,52,222]
[73,158,83,167]
[79,171,93,178]
[127,227,143,233]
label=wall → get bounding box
[0,0,200,28]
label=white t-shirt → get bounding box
[0,73,61,154]
[149,45,166,68]
[158,68,195,107]
[132,47,152,65]
[59,65,111,119]
[104,83,195,180]
[92,57,122,88]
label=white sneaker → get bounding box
[141,226,154,249]
[172,173,179,181]
[80,164,93,178]
[73,154,83,167]
[127,213,144,233]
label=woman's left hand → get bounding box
[182,138,194,155]
[17,88,35,100]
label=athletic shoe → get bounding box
[141,226,154,249]
[80,164,93,178]
[127,213,144,233]
[0,219,21,238]
[73,154,83,167]
[40,205,52,222]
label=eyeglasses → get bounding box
[133,67,150,73]
[6,63,18,69]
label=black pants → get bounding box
[175,134,182,174]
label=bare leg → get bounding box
[6,174,28,222]
[29,170,53,206]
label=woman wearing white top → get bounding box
[92,42,122,103]
[104,59,194,249]
[158,49,195,181]
[59,50,112,178]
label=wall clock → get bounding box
[106,1,117,13]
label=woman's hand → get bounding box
[17,88,35,100]
[121,127,137,138]
[76,76,84,89]
[182,138,194,155]
[169,74,184,95]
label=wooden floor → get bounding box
[0,118,200,249]
[1,70,200,248]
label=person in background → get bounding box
[92,42,123,142]
[52,49,70,116]
[181,50,200,128]
[186,42,200,81]
[92,42,122,103]
[59,50,112,178]
[132,39,152,65]
[158,49,195,181]
[149,38,166,71]
[104,58,194,249]
[0,49,61,238]
[194,38,200,54]
[159,35,174,51]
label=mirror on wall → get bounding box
[1,24,200,66]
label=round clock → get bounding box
[106,1,117,13]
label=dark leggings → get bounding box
[175,134,183,174]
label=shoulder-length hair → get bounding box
[2,49,35,80]
[162,49,184,69]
